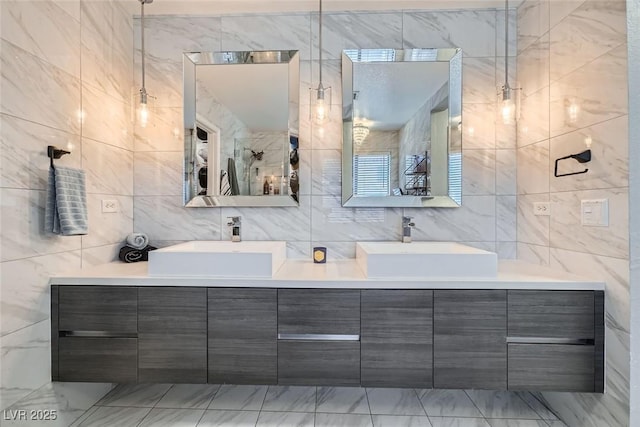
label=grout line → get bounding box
[463,389,487,419]
[363,387,375,425]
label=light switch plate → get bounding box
[101,199,118,213]
[533,202,550,216]
[581,199,608,226]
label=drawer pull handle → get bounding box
[277,333,360,341]
[507,337,594,345]
[60,331,138,338]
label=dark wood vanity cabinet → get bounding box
[361,290,433,388]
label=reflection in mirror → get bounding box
[342,48,462,208]
[183,50,300,207]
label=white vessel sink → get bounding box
[148,241,287,278]
[356,242,498,278]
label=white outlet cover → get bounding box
[581,199,609,227]
[533,202,551,216]
[101,199,118,213]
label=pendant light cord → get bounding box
[504,0,509,90]
[140,0,146,92]
[318,0,323,87]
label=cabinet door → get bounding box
[208,288,277,384]
[434,290,507,389]
[278,341,360,386]
[361,290,433,388]
[138,287,207,383]
[58,337,137,382]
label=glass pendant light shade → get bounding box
[498,84,519,125]
[353,123,370,146]
[310,85,331,125]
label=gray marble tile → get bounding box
[155,384,220,409]
[302,59,342,106]
[371,415,431,427]
[0,189,81,262]
[514,392,558,421]
[134,196,221,241]
[208,385,267,411]
[81,83,132,151]
[403,11,496,58]
[496,8,518,57]
[70,406,99,427]
[497,197,517,242]
[462,150,496,196]
[261,386,316,412]
[428,418,490,427]
[1,0,80,77]
[497,242,517,259]
[549,45,627,138]
[549,1,626,83]
[544,422,568,427]
[462,103,496,150]
[517,88,550,148]
[134,107,184,152]
[518,34,550,97]
[52,0,80,22]
[496,150,517,195]
[256,411,315,427]
[487,420,548,427]
[133,57,183,108]
[549,116,628,192]
[287,241,312,259]
[516,243,550,266]
[316,387,370,414]
[366,388,425,416]
[81,194,133,248]
[416,389,482,418]
[1,40,81,135]
[517,140,549,195]
[198,410,259,426]
[1,251,81,336]
[138,408,204,427]
[134,151,183,196]
[315,413,373,427]
[313,12,402,60]
[311,149,342,196]
[516,194,550,246]
[75,406,151,427]
[550,188,628,259]
[0,114,81,190]
[495,116,517,150]
[465,391,541,419]
[81,244,121,267]
[550,1,585,29]
[517,0,550,53]
[82,139,133,196]
[534,391,627,427]
[221,14,311,60]
[97,384,171,407]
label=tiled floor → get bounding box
[67,385,566,427]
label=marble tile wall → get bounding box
[0,0,133,411]
[133,8,517,260]
[516,1,629,426]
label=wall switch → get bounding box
[581,199,609,227]
[101,199,118,213]
[533,202,551,216]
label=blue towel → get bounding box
[45,166,88,236]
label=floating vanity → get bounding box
[50,242,605,394]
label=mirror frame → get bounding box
[183,50,300,207]
[341,48,462,208]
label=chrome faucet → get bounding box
[402,216,415,243]
[227,216,241,242]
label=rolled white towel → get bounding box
[126,232,149,250]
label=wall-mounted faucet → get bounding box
[402,216,415,243]
[227,216,241,242]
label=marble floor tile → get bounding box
[74,406,151,427]
[366,388,425,416]
[371,414,432,427]
[138,408,204,427]
[486,420,548,427]
[417,389,483,418]
[429,418,490,427]
[514,392,558,421]
[197,410,259,427]
[155,384,220,409]
[465,391,541,419]
[207,385,268,411]
[315,413,374,427]
[96,384,171,407]
[261,386,316,412]
[316,387,370,414]
[255,411,315,427]
[544,421,568,427]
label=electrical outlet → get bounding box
[533,202,550,216]
[101,199,118,213]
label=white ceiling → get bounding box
[353,61,450,130]
[196,63,289,131]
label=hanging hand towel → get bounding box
[45,166,88,236]
[220,170,232,195]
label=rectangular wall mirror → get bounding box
[341,48,462,208]
[183,50,300,207]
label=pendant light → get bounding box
[353,123,370,146]
[310,0,331,125]
[135,0,155,128]
[498,0,519,125]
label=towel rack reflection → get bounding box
[48,145,71,169]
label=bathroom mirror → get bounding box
[342,48,462,208]
[183,50,300,207]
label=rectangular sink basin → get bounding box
[356,242,498,278]
[148,241,287,278]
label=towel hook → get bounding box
[48,145,71,169]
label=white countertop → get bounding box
[49,259,605,291]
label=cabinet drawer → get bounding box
[508,291,594,339]
[278,341,360,386]
[278,289,360,335]
[58,337,137,382]
[58,286,137,333]
[508,344,595,392]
